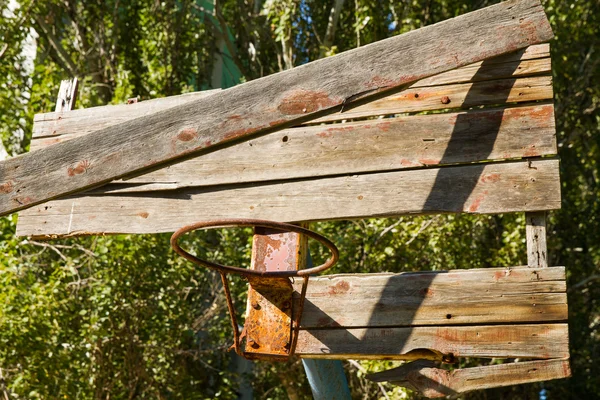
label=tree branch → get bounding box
[33,15,79,77]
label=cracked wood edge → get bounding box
[366,359,571,398]
[527,211,548,268]
[0,0,553,217]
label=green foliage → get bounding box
[0,0,598,398]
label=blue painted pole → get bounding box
[302,359,352,399]
[302,253,351,399]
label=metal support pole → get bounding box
[302,253,351,399]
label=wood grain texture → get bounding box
[295,323,569,360]
[366,359,571,398]
[32,90,219,140]
[0,0,553,217]
[54,79,78,113]
[311,76,553,123]
[29,104,555,193]
[410,52,550,88]
[31,47,550,143]
[293,267,567,328]
[527,211,548,268]
[16,159,561,237]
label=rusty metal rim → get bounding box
[170,218,339,277]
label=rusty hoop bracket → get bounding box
[170,219,339,360]
[170,219,339,278]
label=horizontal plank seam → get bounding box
[299,320,569,331]
[297,267,565,278]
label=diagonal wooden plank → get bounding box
[0,0,553,217]
[30,47,550,142]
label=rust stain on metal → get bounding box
[244,226,304,359]
[0,181,14,194]
[277,89,339,115]
[67,160,90,177]
[177,128,198,142]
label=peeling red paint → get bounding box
[481,173,501,183]
[227,114,243,122]
[277,89,338,115]
[14,196,32,205]
[67,160,90,177]
[0,181,13,194]
[221,127,256,142]
[468,190,489,212]
[328,280,350,295]
[367,76,396,88]
[318,125,354,138]
[269,118,287,127]
[523,146,540,157]
[378,121,392,132]
[401,159,417,167]
[177,128,198,142]
[419,158,440,166]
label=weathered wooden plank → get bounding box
[410,56,550,88]
[16,159,561,237]
[527,211,548,268]
[32,90,220,140]
[0,0,553,217]
[366,359,571,398]
[31,55,550,143]
[293,267,567,328]
[459,43,549,65]
[310,76,553,124]
[295,323,569,360]
[54,79,78,113]
[29,104,556,193]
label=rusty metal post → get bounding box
[243,226,307,360]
